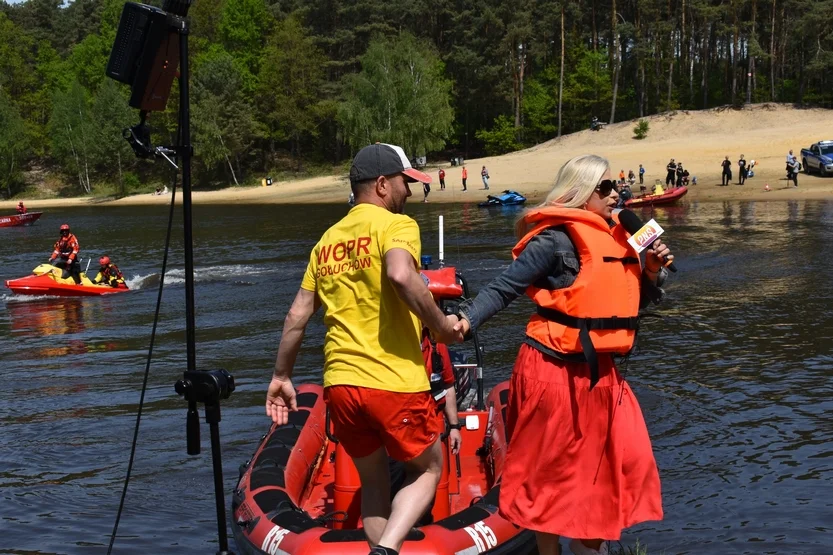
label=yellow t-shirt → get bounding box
[301,203,428,393]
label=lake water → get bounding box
[1,198,831,555]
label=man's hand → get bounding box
[266,377,297,425]
[48,258,55,265]
[448,428,462,455]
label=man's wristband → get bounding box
[448,422,463,430]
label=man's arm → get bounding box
[443,385,462,455]
[385,248,458,343]
[273,288,320,380]
[267,287,320,425]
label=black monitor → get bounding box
[106,2,180,112]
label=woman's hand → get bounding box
[452,317,471,341]
[645,239,673,274]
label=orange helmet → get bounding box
[59,224,70,231]
[99,256,111,266]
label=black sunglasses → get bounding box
[596,179,616,196]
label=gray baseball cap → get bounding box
[349,143,432,184]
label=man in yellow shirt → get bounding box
[266,143,461,555]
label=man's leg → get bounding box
[377,440,443,552]
[352,446,392,547]
[69,260,81,284]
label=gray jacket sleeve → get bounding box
[458,228,579,331]
[458,227,668,331]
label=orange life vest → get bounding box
[512,207,642,388]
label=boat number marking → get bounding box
[261,525,290,555]
[463,521,497,553]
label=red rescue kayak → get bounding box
[5,265,129,297]
[0,212,43,227]
[231,267,535,554]
[625,186,688,207]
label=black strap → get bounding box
[602,256,640,264]
[535,306,639,390]
[535,306,639,331]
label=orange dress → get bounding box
[498,345,663,540]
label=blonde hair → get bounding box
[515,154,610,238]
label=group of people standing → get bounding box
[267,143,673,555]
[47,223,124,287]
[422,165,491,202]
[720,154,756,186]
[664,159,691,187]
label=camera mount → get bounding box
[106,2,235,553]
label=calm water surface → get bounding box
[1,199,831,555]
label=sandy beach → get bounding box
[3,103,832,211]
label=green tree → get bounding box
[475,114,522,156]
[65,32,111,93]
[257,16,332,167]
[0,12,38,113]
[0,89,30,198]
[192,48,260,185]
[89,79,136,195]
[218,0,272,92]
[561,46,612,131]
[338,32,454,157]
[523,68,559,144]
[49,81,94,193]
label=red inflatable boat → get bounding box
[5,264,129,297]
[0,211,43,227]
[626,185,688,207]
[231,267,535,554]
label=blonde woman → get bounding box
[453,155,670,555]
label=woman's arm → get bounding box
[457,228,578,331]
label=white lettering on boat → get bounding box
[261,524,290,555]
[461,520,497,553]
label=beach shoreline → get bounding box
[3,104,831,211]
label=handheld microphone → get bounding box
[617,209,677,272]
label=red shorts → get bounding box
[325,385,442,461]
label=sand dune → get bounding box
[3,103,832,210]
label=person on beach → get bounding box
[438,168,446,190]
[665,159,677,186]
[16,202,26,214]
[481,166,490,190]
[787,156,799,188]
[93,256,125,287]
[265,142,461,555]
[452,154,670,555]
[616,182,633,207]
[786,150,797,182]
[721,155,732,186]
[423,181,431,203]
[638,164,645,185]
[49,224,81,284]
[675,163,685,187]
[738,154,747,185]
[461,166,468,191]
